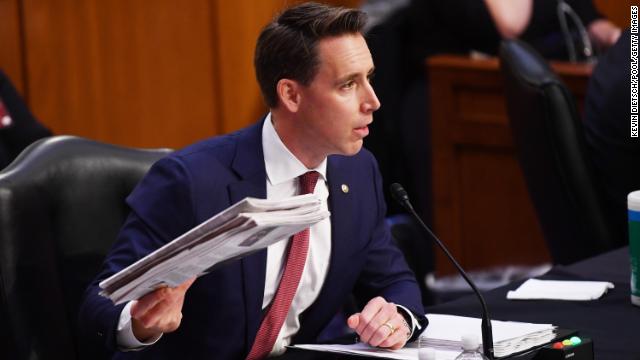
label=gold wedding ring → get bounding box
[381,322,396,335]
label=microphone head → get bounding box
[390,183,410,205]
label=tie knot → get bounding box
[299,171,320,195]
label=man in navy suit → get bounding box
[79,3,427,359]
[584,29,638,249]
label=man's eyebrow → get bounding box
[335,73,358,85]
[336,67,376,84]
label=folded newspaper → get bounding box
[99,193,330,305]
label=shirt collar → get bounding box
[262,113,327,186]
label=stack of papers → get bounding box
[99,194,330,304]
[421,314,556,357]
[507,279,615,301]
[291,314,557,359]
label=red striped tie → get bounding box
[246,171,320,360]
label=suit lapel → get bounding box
[227,120,269,353]
[324,156,355,297]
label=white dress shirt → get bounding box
[259,113,332,355]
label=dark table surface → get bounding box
[281,247,640,360]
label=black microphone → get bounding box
[390,183,494,360]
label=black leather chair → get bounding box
[0,135,170,359]
[499,39,616,265]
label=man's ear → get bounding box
[276,79,302,112]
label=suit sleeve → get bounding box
[351,152,428,340]
[77,156,197,353]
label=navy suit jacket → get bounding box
[79,120,426,359]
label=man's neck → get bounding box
[270,111,326,169]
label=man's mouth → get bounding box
[353,125,369,137]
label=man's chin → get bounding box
[341,142,363,157]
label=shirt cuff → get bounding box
[116,301,163,351]
[395,304,423,340]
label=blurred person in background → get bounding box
[0,69,52,170]
[584,29,637,249]
[362,0,620,220]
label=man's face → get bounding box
[295,34,380,160]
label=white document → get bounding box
[99,194,330,305]
[290,314,556,359]
[421,314,556,357]
[292,342,461,360]
[507,278,615,301]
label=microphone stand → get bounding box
[390,183,494,360]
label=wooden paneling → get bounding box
[457,147,546,269]
[20,0,219,148]
[212,1,281,134]
[428,55,592,275]
[0,0,24,93]
[0,0,364,149]
[594,0,638,29]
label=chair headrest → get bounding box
[0,135,171,184]
[499,39,560,88]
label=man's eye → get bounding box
[341,81,355,89]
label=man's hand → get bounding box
[588,19,621,50]
[130,278,196,342]
[347,296,411,350]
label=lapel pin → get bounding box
[341,184,349,193]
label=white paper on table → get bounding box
[291,342,461,360]
[507,279,615,301]
[421,314,556,357]
[290,314,556,359]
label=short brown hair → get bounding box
[254,2,367,108]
